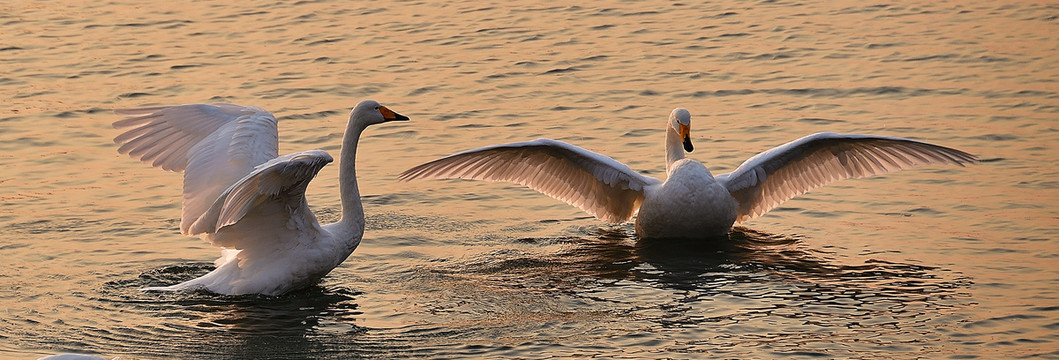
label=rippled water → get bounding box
[2,0,1058,358]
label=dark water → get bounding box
[2,0,1057,358]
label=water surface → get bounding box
[2,0,1058,358]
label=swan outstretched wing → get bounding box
[400,139,663,223]
[113,104,276,171]
[715,132,977,223]
[189,150,333,250]
[113,104,280,234]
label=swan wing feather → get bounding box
[113,103,280,234]
[399,139,662,223]
[715,132,976,223]
[189,150,333,250]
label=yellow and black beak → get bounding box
[679,123,693,152]
[379,106,410,121]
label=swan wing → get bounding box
[715,132,977,223]
[113,103,276,171]
[113,104,280,234]
[399,139,662,223]
[189,150,333,250]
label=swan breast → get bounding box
[635,159,738,239]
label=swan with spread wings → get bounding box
[400,108,975,239]
[115,99,408,295]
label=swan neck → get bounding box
[665,125,685,174]
[337,118,367,230]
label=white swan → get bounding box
[114,99,408,295]
[400,108,976,239]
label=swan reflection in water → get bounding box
[96,273,367,358]
[435,225,971,333]
[91,224,969,357]
[582,226,963,293]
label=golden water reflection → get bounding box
[1,0,1057,358]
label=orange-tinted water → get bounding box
[2,0,1057,358]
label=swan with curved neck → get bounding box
[401,107,976,239]
[114,99,408,295]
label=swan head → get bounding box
[350,99,409,126]
[669,108,693,153]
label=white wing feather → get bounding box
[113,104,279,234]
[399,139,663,223]
[113,104,270,171]
[715,132,977,223]
[189,150,333,250]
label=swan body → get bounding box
[400,108,976,239]
[635,159,738,238]
[114,99,408,295]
